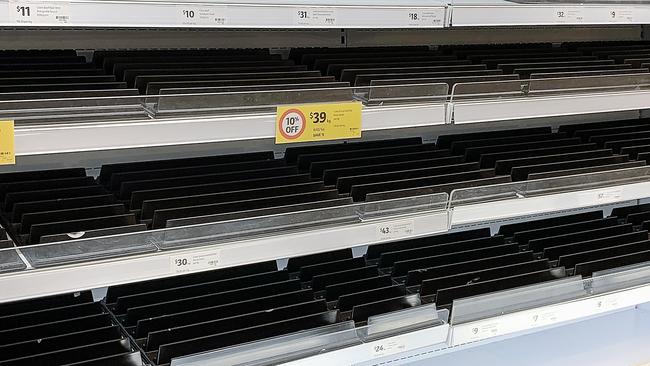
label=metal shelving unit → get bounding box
[1,2,650,365]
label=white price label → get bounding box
[405,9,444,27]
[528,310,558,327]
[554,8,584,23]
[577,188,623,207]
[9,0,70,25]
[170,251,220,274]
[595,188,622,203]
[369,339,406,358]
[177,5,227,26]
[608,9,634,22]
[365,325,449,359]
[294,8,337,26]
[376,220,415,241]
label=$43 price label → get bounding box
[275,102,361,144]
[376,220,415,241]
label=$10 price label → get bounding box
[275,102,362,144]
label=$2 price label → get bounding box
[275,102,361,144]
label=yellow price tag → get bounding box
[0,120,14,165]
[275,102,362,144]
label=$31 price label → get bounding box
[275,102,362,144]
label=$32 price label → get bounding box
[275,102,361,144]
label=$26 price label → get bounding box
[275,102,362,144]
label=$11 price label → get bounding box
[275,102,362,144]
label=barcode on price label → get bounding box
[376,220,415,241]
[170,251,220,274]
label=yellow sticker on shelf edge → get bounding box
[275,101,362,144]
[0,120,15,165]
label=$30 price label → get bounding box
[275,102,362,144]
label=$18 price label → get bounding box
[275,102,362,144]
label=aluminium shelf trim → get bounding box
[451,89,650,125]
[0,0,447,28]
[449,180,650,226]
[14,102,447,156]
[449,3,650,26]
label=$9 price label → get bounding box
[275,102,361,144]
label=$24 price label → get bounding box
[275,102,361,144]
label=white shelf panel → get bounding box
[450,2,650,26]
[450,282,650,345]
[0,210,448,303]
[451,90,650,125]
[1,0,447,28]
[450,180,650,226]
[14,103,446,156]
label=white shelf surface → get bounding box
[451,90,650,125]
[14,103,446,156]
[15,87,650,156]
[0,0,447,28]
[415,302,650,366]
[450,0,650,26]
[450,180,650,226]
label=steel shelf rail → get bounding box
[14,103,448,156]
[2,0,650,28]
[449,74,650,125]
[0,0,447,28]
[11,84,449,156]
[449,0,650,26]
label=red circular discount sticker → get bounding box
[278,109,306,140]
